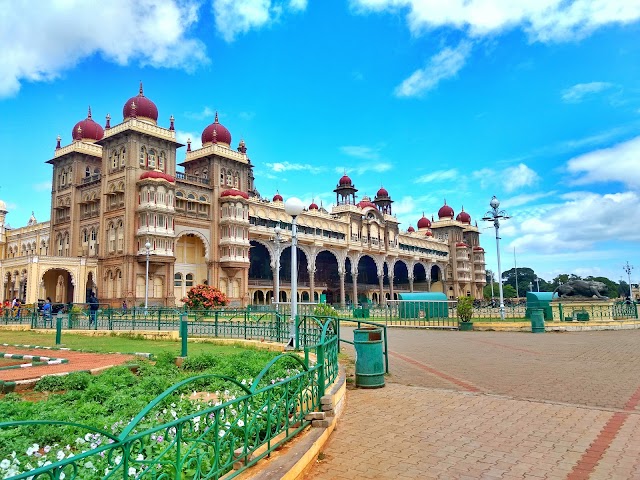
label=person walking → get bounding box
[88,293,99,326]
[42,297,53,326]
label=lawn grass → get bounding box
[0,330,249,357]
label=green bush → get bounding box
[34,375,67,392]
[457,296,474,322]
[181,352,218,371]
[313,303,338,317]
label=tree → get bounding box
[584,276,621,299]
[502,284,517,298]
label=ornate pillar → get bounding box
[377,265,384,306]
[351,263,358,306]
[389,273,395,301]
[409,274,414,293]
[308,264,315,303]
[339,268,346,307]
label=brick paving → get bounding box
[0,347,136,382]
[305,329,640,479]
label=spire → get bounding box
[139,81,144,96]
[56,135,61,149]
[87,106,92,119]
[130,100,137,118]
[214,111,219,123]
[105,113,111,129]
[187,138,191,152]
[169,115,175,131]
[76,125,82,140]
[238,138,247,154]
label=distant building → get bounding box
[0,85,486,307]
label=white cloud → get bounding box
[566,135,640,189]
[0,0,207,98]
[213,0,307,42]
[561,82,614,103]
[185,107,216,120]
[176,131,201,148]
[509,191,640,254]
[351,0,640,43]
[265,161,324,174]
[32,181,52,192]
[503,163,539,192]
[502,191,556,208]
[395,41,472,97]
[414,169,459,183]
[339,145,382,160]
[471,163,538,192]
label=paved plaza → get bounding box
[304,329,640,479]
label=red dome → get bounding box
[309,202,319,210]
[377,187,389,197]
[221,189,248,199]
[417,214,431,229]
[438,201,454,219]
[123,83,158,123]
[139,170,175,183]
[357,200,377,209]
[72,107,104,142]
[456,209,471,224]
[407,225,415,233]
[473,246,484,251]
[456,242,468,248]
[425,230,433,236]
[273,193,283,202]
[339,174,352,186]
[201,112,232,146]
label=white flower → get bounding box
[0,459,11,469]
[128,466,137,476]
[59,472,65,479]
[84,461,94,469]
[57,451,65,461]
[237,420,244,427]
[218,430,225,437]
[136,454,144,461]
[114,455,122,465]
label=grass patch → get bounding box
[0,330,246,357]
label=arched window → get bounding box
[111,151,117,169]
[158,151,166,171]
[120,147,126,167]
[148,149,157,168]
[174,273,183,287]
[85,166,90,177]
[139,146,147,167]
[185,273,194,287]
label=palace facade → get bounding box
[0,85,486,307]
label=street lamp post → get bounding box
[623,261,633,300]
[482,196,510,320]
[535,276,540,292]
[144,241,151,312]
[273,225,283,308]
[284,197,304,348]
[529,282,533,292]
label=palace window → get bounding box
[185,274,194,287]
[148,149,157,168]
[158,151,165,171]
[139,146,146,167]
[174,273,182,287]
[120,147,126,167]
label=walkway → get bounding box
[304,329,640,479]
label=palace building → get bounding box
[0,85,486,307]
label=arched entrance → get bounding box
[357,255,378,304]
[431,265,444,293]
[315,250,340,304]
[42,269,74,304]
[413,263,428,291]
[174,233,208,304]
[394,260,410,292]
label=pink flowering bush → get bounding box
[182,284,228,310]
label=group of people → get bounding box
[0,298,23,317]
[40,294,100,325]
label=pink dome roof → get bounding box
[417,214,431,229]
[407,225,415,233]
[201,112,232,146]
[425,230,433,236]
[357,200,377,209]
[339,174,352,186]
[456,208,471,224]
[377,186,389,197]
[139,170,175,183]
[221,189,248,199]
[273,193,283,202]
[123,83,158,123]
[438,201,454,219]
[72,107,104,142]
[456,242,468,248]
[309,202,319,210]
[473,246,484,251]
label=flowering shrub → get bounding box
[181,284,228,310]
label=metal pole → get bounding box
[144,242,150,312]
[623,261,633,299]
[495,221,506,320]
[514,247,519,299]
[289,216,298,348]
[274,227,281,307]
[535,277,540,292]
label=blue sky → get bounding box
[1,0,640,285]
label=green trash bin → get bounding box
[354,327,385,388]
[530,308,545,333]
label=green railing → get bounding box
[0,315,339,480]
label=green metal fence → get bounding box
[0,315,339,480]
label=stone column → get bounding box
[309,265,315,303]
[377,266,385,306]
[351,264,358,306]
[389,274,395,301]
[409,274,414,293]
[339,269,346,307]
